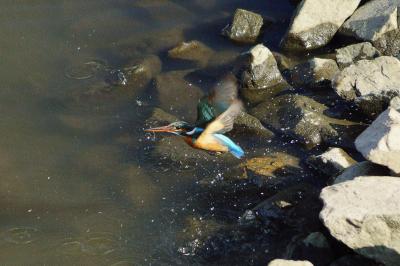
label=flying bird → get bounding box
[144,73,245,158]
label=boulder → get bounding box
[335,42,380,69]
[241,44,285,90]
[222,9,263,43]
[268,259,313,266]
[251,94,364,148]
[289,58,339,89]
[282,0,361,51]
[307,147,356,177]
[340,0,399,42]
[334,161,390,183]
[154,70,203,121]
[168,40,214,67]
[373,29,400,58]
[333,56,400,117]
[355,107,400,175]
[320,176,400,266]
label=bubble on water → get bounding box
[2,227,39,244]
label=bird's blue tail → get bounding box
[214,134,245,159]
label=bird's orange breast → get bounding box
[184,136,228,153]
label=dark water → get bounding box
[0,1,296,265]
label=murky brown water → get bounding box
[0,1,296,265]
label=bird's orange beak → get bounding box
[144,125,178,133]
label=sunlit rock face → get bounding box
[320,176,400,266]
[281,0,361,51]
[340,0,400,42]
[335,42,380,69]
[355,107,400,175]
[222,8,263,44]
[333,56,400,117]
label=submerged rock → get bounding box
[340,0,399,42]
[268,259,313,266]
[241,44,285,90]
[281,0,361,51]
[168,40,214,67]
[320,176,400,266]
[307,147,356,177]
[124,55,162,91]
[333,56,400,117]
[289,58,339,89]
[222,8,263,43]
[251,94,363,148]
[234,112,275,138]
[144,107,178,128]
[155,70,203,121]
[239,152,302,187]
[335,42,380,69]
[355,107,400,175]
[334,161,390,184]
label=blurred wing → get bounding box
[209,73,238,114]
[196,73,239,127]
[201,99,243,136]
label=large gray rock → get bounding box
[222,8,263,43]
[355,107,400,174]
[340,0,399,42]
[282,0,361,50]
[333,56,400,116]
[320,176,400,266]
[289,58,339,88]
[334,161,390,184]
[373,29,400,58]
[241,44,284,90]
[251,94,364,148]
[307,147,356,177]
[268,259,313,266]
[335,42,380,69]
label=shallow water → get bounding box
[0,1,298,265]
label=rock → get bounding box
[373,29,400,58]
[329,254,382,266]
[144,108,178,128]
[239,152,302,187]
[340,0,399,42]
[234,112,275,138]
[241,44,285,91]
[302,232,330,249]
[154,70,203,121]
[268,259,313,266]
[334,161,390,184]
[168,40,214,67]
[124,55,162,91]
[307,147,357,177]
[390,96,400,110]
[355,107,400,174]
[281,0,361,51]
[289,58,339,89]
[273,52,300,71]
[335,42,380,69]
[333,56,400,117]
[222,9,263,43]
[320,176,400,266]
[251,94,364,148]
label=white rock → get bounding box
[268,259,313,266]
[333,56,400,116]
[340,0,399,42]
[307,147,356,176]
[241,44,284,90]
[355,107,400,174]
[282,0,361,50]
[335,42,380,68]
[320,176,400,266]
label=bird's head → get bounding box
[144,121,194,136]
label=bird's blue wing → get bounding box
[213,134,244,159]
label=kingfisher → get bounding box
[144,73,245,158]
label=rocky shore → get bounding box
[123,0,400,265]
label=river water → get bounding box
[0,1,296,265]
